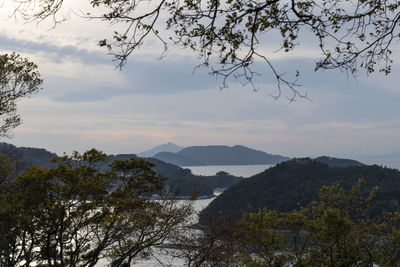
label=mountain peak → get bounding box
[138,142,184,157]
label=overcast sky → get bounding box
[1,1,400,158]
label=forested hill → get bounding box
[153,145,289,166]
[0,142,57,169]
[0,143,242,197]
[199,158,400,224]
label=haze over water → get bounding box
[184,164,273,177]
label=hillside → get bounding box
[0,142,57,170]
[0,143,242,198]
[153,145,289,166]
[199,158,400,224]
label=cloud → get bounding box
[0,33,109,64]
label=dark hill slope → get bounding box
[0,142,57,169]
[199,158,400,224]
[154,145,289,166]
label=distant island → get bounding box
[199,157,400,225]
[153,145,289,166]
[138,142,184,157]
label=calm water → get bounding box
[184,164,273,177]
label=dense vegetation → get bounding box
[153,145,289,166]
[0,149,192,267]
[176,180,400,266]
[200,158,400,224]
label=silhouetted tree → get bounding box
[0,53,42,135]
[11,0,400,98]
[0,149,192,267]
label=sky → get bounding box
[1,1,400,158]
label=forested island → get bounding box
[153,145,289,166]
[200,158,400,224]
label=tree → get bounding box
[0,53,42,135]
[177,179,400,266]
[0,149,192,267]
[11,0,400,98]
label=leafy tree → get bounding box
[0,149,192,267]
[0,53,42,135]
[11,0,400,97]
[178,179,400,266]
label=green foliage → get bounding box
[182,179,400,266]
[0,149,192,267]
[0,53,42,136]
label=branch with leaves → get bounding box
[11,0,400,99]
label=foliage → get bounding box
[0,149,192,267]
[180,179,400,266]
[0,53,42,136]
[12,0,400,97]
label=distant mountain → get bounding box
[153,145,289,166]
[314,156,364,167]
[199,158,400,225]
[138,142,184,157]
[0,143,241,198]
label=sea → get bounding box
[184,164,272,177]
